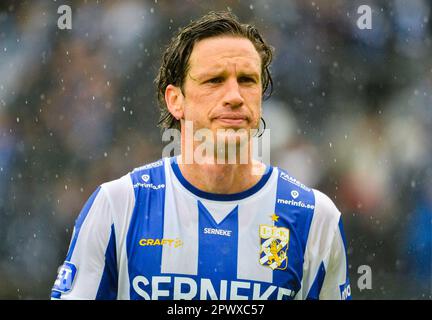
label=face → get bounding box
[168,36,263,146]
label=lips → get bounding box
[214,114,248,125]
[216,118,246,125]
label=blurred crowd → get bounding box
[0,0,430,299]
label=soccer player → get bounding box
[51,11,351,300]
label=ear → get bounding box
[165,84,184,121]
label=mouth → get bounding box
[213,114,248,126]
[216,118,247,125]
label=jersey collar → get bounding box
[169,156,273,201]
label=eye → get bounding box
[238,76,256,83]
[206,77,223,84]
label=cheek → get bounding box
[252,113,261,128]
[185,83,219,104]
[243,85,261,100]
[245,90,262,121]
[183,93,211,121]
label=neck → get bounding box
[177,153,267,195]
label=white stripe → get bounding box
[63,188,113,299]
[320,226,347,299]
[236,168,278,283]
[296,189,341,300]
[161,158,199,275]
[102,174,136,300]
[199,200,237,224]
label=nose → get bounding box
[222,78,244,108]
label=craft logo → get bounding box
[259,225,289,270]
[139,238,183,248]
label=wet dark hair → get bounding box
[155,11,273,130]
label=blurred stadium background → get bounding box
[0,0,430,299]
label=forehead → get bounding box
[188,36,262,74]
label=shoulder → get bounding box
[276,167,341,227]
[275,167,315,209]
[276,167,313,193]
[313,189,341,224]
[128,158,168,193]
[99,173,134,204]
[101,158,166,192]
[311,188,342,229]
[130,158,165,176]
[98,158,167,213]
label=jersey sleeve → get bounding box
[319,218,352,300]
[51,186,118,300]
[298,189,352,300]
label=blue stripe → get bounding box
[170,156,273,201]
[51,290,61,299]
[338,217,349,282]
[96,224,118,300]
[338,217,352,300]
[127,162,167,300]
[198,201,238,299]
[306,262,326,300]
[338,217,348,252]
[66,186,101,261]
[272,169,315,296]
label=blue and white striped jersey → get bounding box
[51,156,352,300]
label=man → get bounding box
[52,11,351,300]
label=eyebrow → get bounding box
[189,67,260,82]
[237,71,260,79]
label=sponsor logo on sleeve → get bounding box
[340,283,352,300]
[53,262,77,293]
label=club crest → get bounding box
[259,224,289,270]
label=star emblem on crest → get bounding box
[270,213,279,222]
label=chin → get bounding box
[215,129,250,147]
